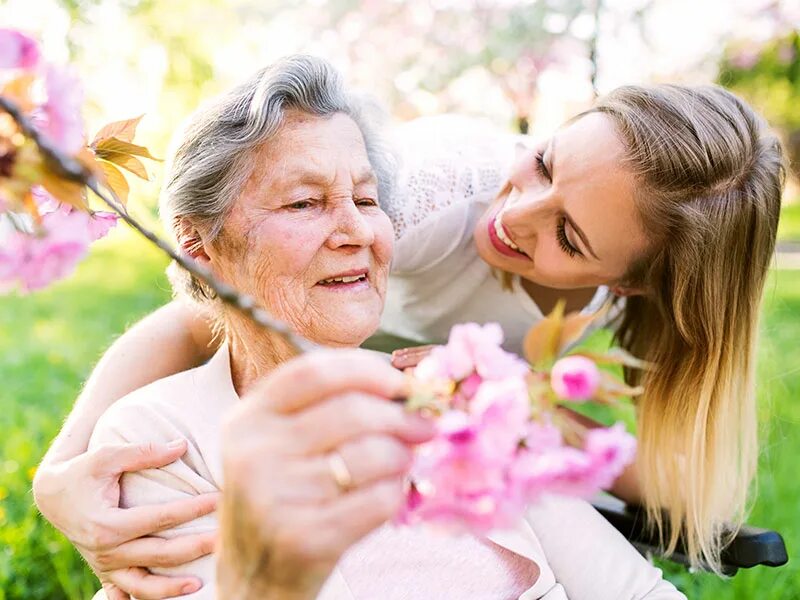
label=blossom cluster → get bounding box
[398,322,637,533]
[0,29,119,293]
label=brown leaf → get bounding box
[2,74,36,112]
[91,115,143,145]
[96,150,149,180]
[557,303,610,355]
[40,170,88,211]
[98,160,129,205]
[523,299,565,367]
[76,146,106,180]
[579,348,653,371]
[595,369,645,403]
[95,137,160,161]
[22,190,41,225]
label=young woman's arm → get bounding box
[41,299,217,462]
[33,299,219,600]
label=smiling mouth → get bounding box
[316,270,369,287]
[490,208,529,258]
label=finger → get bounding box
[90,440,189,478]
[314,477,406,558]
[108,493,219,540]
[247,349,406,413]
[391,345,437,369]
[102,583,130,600]
[108,567,203,600]
[96,531,216,570]
[290,393,435,454]
[306,435,413,500]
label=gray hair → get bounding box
[161,55,396,302]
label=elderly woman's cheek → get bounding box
[370,212,394,285]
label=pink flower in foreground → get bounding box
[511,422,636,500]
[87,211,119,241]
[0,205,117,293]
[0,211,89,292]
[39,66,85,154]
[0,29,40,70]
[550,355,600,402]
[33,186,119,241]
[583,423,637,490]
[398,321,637,535]
[415,322,529,384]
[398,409,523,532]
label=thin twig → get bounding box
[0,95,316,353]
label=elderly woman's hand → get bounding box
[33,441,219,600]
[218,350,435,600]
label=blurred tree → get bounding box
[718,2,800,180]
[311,0,590,132]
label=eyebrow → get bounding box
[292,166,377,187]
[548,136,601,261]
[353,167,378,186]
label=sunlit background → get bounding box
[1,1,799,598]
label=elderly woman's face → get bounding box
[210,111,393,347]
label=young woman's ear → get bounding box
[174,217,211,265]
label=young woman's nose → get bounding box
[326,200,375,249]
[503,187,553,229]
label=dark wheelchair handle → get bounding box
[592,500,789,574]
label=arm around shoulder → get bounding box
[89,392,220,599]
[45,299,218,463]
[526,495,686,600]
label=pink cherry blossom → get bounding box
[39,65,85,154]
[414,322,529,384]
[511,422,636,500]
[87,211,119,241]
[398,322,638,534]
[550,355,600,401]
[0,203,117,293]
[583,423,637,490]
[399,407,524,532]
[0,29,40,71]
[0,211,89,292]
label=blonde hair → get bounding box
[588,85,784,570]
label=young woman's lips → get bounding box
[488,215,529,259]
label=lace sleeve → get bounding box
[384,115,521,241]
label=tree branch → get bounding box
[0,95,316,354]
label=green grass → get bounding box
[1,231,798,599]
[0,230,172,600]
[779,201,800,242]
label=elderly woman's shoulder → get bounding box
[89,359,232,450]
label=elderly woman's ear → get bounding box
[174,216,211,264]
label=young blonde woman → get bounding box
[33,83,783,599]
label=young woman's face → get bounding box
[473,112,650,290]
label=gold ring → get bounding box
[327,451,353,493]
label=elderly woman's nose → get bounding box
[326,201,375,248]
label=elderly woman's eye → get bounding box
[287,200,314,210]
[356,197,378,207]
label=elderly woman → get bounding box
[83,56,682,599]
